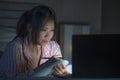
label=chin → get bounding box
[40,43,47,46]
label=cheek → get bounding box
[37,34,43,41]
[49,33,54,39]
[38,32,54,40]
[39,32,45,37]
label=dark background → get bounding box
[72,34,120,78]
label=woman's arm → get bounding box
[0,41,16,77]
[0,38,33,77]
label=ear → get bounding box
[26,24,32,33]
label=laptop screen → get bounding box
[72,34,120,78]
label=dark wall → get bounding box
[101,0,120,34]
[45,0,102,34]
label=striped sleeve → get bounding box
[0,41,16,77]
[13,38,29,75]
[12,38,35,76]
[0,38,28,77]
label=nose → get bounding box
[45,32,50,38]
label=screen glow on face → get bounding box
[37,20,55,46]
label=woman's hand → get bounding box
[52,64,68,75]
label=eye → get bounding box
[40,28,47,31]
[51,29,54,32]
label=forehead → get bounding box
[42,20,55,29]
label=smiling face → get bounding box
[36,20,55,46]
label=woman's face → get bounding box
[37,20,55,46]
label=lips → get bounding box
[43,40,48,43]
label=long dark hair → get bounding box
[16,11,29,38]
[15,5,56,44]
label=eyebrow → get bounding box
[41,57,62,59]
[41,27,48,29]
[41,27,54,30]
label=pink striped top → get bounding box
[0,37,62,76]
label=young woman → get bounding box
[0,5,67,77]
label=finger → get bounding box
[53,70,60,75]
[61,64,66,69]
[54,66,63,74]
[57,64,66,72]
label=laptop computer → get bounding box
[72,34,120,78]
